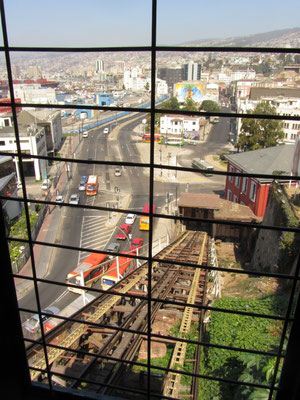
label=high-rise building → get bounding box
[157,67,183,95]
[96,60,105,73]
[183,61,201,81]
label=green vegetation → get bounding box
[237,102,284,152]
[199,100,221,113]
[181,98,198,112]
[8,208,39,261]
[272,184,300,273]
[199,296,286,400]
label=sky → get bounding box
[1,0,300,47]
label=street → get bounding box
[18,112,230,332]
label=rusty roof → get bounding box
[178,193,261,223]
[178,193,220,209]
[216,199,261,222]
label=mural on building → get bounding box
[175,83,204,103]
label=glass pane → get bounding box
[157,1,300,47]
[4,0,152,47]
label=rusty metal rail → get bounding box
[26,230,210,400]
[163,232,207,398]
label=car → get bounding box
[116,224,132,240]
[78,175,88,191]
[82,131,89,138]
[114,168,121,177]
[105,242,121,258]
[55,195,64,203]
[41,179,51,190]
[188,141,198,146]
[103,127,109,134]
[68,194,80,205]
[23,306,60,334]
[130,237,144,253]
[125,213,136,225]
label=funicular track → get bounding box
[27,230,210,399]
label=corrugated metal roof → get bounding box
[226,145,294,181]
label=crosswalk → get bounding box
[78,215,113,263]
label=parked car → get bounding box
[69,194,80,205]
[82,131,89,138]
[105,242,121,258]
[116,224,132,240]
[103,127,109,134]
[78,175,88,191]
[23,306,60,334]
[114,168,121,177]
[41,179,51,190]
[188,141,198,146]
[130,237,144,253]
[125,213,136,225]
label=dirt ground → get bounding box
[214,241,280,298]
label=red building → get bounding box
[225,145,295,217]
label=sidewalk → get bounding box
[14,118,221,298]
[14,134,83,299]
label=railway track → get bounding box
[26,230,210,399]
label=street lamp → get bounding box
[114,186,120,208]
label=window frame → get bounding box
[0,1,300,400]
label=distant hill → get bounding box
[180,28,300,47]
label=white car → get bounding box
[41,179,51,190]
[82,131,89,138]
[103,127,109,134]
[69,194,80,205]
[114,168,121,177]
[125,213,136,225]
[55,195,64,204]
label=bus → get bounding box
[192,158,214,177]
[142,133,162,143]
[139,203,156,231]
[100,253,136,291]
[86,175,98,196]
[165,137,184,146]
[66,253,110,294]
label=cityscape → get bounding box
[1,4,300,400]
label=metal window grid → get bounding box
[0,1,300,400]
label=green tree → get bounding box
[237,102,284,152]
[181,98,198,112]
[199,100,221,113]
[162,97,180,110]
[253,62,272,76]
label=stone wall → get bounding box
[251,183,299,275]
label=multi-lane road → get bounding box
[19,113,230,331]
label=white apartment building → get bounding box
[124,68,168,95]
[20,109,63,153]
[237,87,300,143]
[160,114,206,136]
[0,125,47,181]
[203,83,219,103]
[13,84,57,104]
